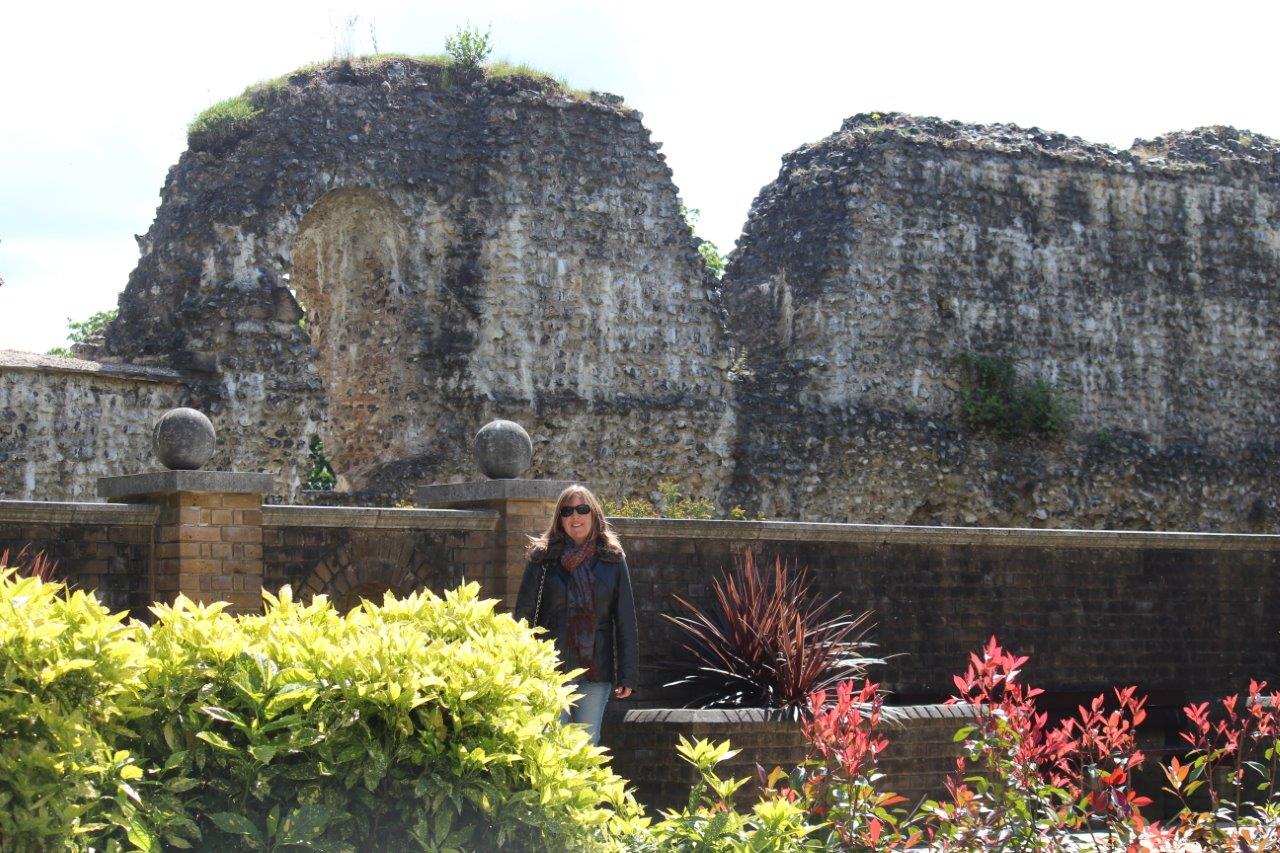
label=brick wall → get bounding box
[611,518,1280,707]
[0,500,153,615]
[151,491,265,611]
[261,506,497,606]
[0,500,496,617]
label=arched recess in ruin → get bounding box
[291,187,418,488]
[297,531,461,611]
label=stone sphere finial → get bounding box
[153,408,216,470]
[474,419,532,479]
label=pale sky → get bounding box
[3,0,1277,354]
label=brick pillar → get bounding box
[98,471,273,614]
[416,480,576,610]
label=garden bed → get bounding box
[603,703,978,813]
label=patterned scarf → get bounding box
[561,539,599,680]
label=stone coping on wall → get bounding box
[882,703,979,722]
[608,517,1280,551]
[0,499,158,525]
[263,504,499,531]
[0,349,187,384]
[98,471,276,500]
[623,703,979,727]
[623,707,797,725]
[415,479,581,506]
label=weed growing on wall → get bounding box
[445,23,493,68]
[303,434,336,491]
[187,95,265,151]
[600,495,659,517]
[957,352,1074,438]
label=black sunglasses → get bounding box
[559,504,592,517]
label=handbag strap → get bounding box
[533,562,548,625]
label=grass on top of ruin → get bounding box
[188,52,596,151]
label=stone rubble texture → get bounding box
[0,351,186,501]
[722,113,1280,530]
[2,63,1276,531]
[82,58,732,505]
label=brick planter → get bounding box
[603,708,807,812]
[603,703,977,813]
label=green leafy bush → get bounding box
[600,495,660,518]
[0,572,642,850]
[635,738,819,852]
[957,352,1074,438]
[0,568,145,850]
[679,207,725,279]
[131,585,642,850]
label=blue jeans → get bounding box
[561,680,611,745]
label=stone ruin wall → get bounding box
[0,352,187,501]
[724,114,1280,529]
[81,59,733,504]
[6,64,1278,532]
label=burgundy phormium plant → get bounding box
[0,545,57,582]
[663,550,881,717]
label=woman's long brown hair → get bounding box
[525,484,625,561]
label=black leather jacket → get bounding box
[513,542,639,689]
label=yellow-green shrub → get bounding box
[0,568,145,850]
[132,584,643,850]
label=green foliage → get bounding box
[636,738,821,852]
[697,242,725,278]
[600,496,659,518]
[0,573,643,850]
[0,568,145,850]
[304,434,337,491]
[188,96,264,150]
[47,307,117,356]
[445,24,493,68]
[603,483,753,520]
[957,352,1074,438]
[656,481,715,520]
[130,585,642,850]
[680,206,726,279]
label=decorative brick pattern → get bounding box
[262,525,472,606]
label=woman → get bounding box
[514,484,638,745]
